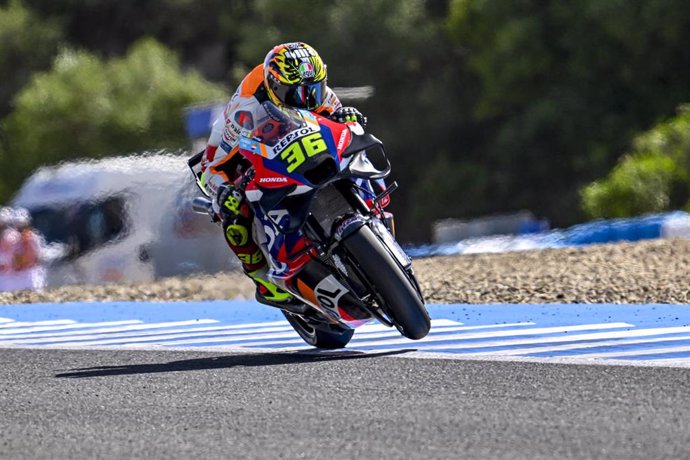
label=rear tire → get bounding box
[282,311,354,349]
[343,225,430,340]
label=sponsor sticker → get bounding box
[336,128,349,151]
[335,215,364,240]
[314,275,348,313]
[272,127,316,155]
[285,48,316,59]
[259,177,289,184]
[223,123,241,143]
[299,62,315,79]
[220,140,233,153]
[225,224,249,246]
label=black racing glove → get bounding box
[331,106,367,128]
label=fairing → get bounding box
[237,101,391,328]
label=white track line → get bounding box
[639,357,690,365]
[419,325,690,353]
[53,322,479,348]
[0,322,293,342]
[3,323,308,346]
[55,329,305,347]
[565,345,690,359]
[0,319,469,346]
[343,322,633,348]
[0,319,219,345]
[462,333,690,357]
[162,322,539,348]
[330,322,535,343]
[0,320,76,329]
[0,318,14,324]
[0,320,143,335]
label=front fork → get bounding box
[286,214,406,329]
[250,181,399,327]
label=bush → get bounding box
[581,105,690,218]
[0,1,63,117]
[0,38,227,202]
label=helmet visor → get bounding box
[273,80,326,111]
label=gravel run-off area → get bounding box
[1,239,689,305]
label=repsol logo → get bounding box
[273,127,315,154]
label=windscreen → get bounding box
[249,102,309,148]
[238,102,324,165]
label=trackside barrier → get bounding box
[407,211,690,258]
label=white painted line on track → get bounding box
[17,341,686,369]
[348,321,534,341]
[418,326,690,353]
[639,357,690,366]
[0,319,219,345]
[57,329,306,347]
[76,320,460,348]
[0,320,143,335]
[564,345,690,359]
[459,335,690,357]
[390,350,690,368]
[0,322,293,343]
[2,302,690,368]
[221,322,538,349]
[2,319,467,347]
[0,320,77,329]
[345,322,633,348]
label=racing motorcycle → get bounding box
[188,101,430,348]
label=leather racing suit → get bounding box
[201,64,342,303]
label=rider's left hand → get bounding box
[331,107,367,128]
[216,184,245,220]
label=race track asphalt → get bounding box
[1,348,689,460]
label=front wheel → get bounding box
[282,311,354,349]
[343,225,431,340]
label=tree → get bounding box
[5,0,690,242]
[0,0,63,117]
[0,38,226,202]
[229,0,473,240]
[447,0,690,227]
[22,0,252,82]
[581,104,690,218]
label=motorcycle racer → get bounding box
[200,42,367,307]
[0,207,19,291]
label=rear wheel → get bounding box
[343,225,430,340]
[282,311,354,349]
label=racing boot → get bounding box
[246,268,309,314]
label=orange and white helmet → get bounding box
[263,42,328,111]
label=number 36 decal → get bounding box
[280,133,328,172]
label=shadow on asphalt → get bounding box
[54,349,416,378]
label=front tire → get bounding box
[282,311,354,349]
[343,225,431,340]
